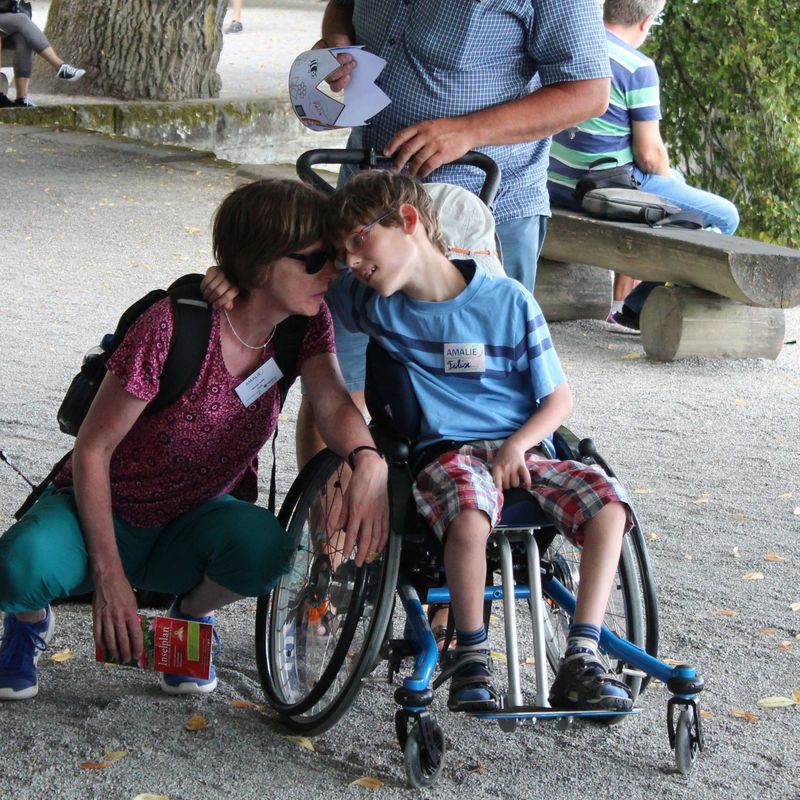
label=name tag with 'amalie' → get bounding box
[444,342,485,374]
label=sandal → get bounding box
[434,649,498,712]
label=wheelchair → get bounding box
[254,150,705,787]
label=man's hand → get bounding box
[312,34,356,92]
[384,116,475,177]
[92,574,143,664]
[491,440,533,492]
[336,452,389,567]
[201,266,239,310]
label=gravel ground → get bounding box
[0,126,798,800]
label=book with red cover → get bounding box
[95,615,213,679]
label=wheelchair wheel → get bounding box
[539,533,645,701]
[674,706,700,774]
[403,720,445,789]
[256,449,400,736]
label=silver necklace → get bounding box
[223,309,276,350]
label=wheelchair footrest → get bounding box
[471,705,642,720]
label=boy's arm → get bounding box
[491,382,573,491]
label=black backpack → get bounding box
[16,273,308,519]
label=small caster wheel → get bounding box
[404,720,445,788]
[674,706,700,774]
[498,716,517,733]
[556,715,573,732]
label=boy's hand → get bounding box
[201,266,239,310]
[491,440,532,492]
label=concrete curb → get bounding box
[0,96,348,164]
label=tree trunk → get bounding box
[33,0,227,100]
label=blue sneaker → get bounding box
[0,608,55,700]
[158,601,219,695]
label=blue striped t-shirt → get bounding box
[326,262,566,450]
[547,31,661,192]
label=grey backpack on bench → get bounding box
[582,187,702,229]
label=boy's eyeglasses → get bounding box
[343,209,393,254]
[286,249,336,274]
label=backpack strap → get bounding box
[148,274,213,415]
[266,314,310,512]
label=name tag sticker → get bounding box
[444,342,485,374]
[235,358,283,406]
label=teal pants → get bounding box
[0,486,295,613]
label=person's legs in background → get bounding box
[225,0,244,33]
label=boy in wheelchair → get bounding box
[323,170,634,715]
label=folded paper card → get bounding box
[96,615,213,680]
[289,46,390,131]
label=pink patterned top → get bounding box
[55,297,336,527]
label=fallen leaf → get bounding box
[692,494,710,505]
[133,795,170,800]
[764,552,786,562]
[490,651,508,663]
[467,763,488,774]
[699,710,714,719]
[714,609,737,616]
[742,571,765,581]
[286,736,314,751]
[230,699,265,710]
[243,604,257,612]
[779,492,794,499]
[756,696,795,708]
[734,513,748,521]
[730,546,741,558]
[50,648,76,663]
[646,532,660,541]
[102,750,129,761]
[184,714,209,732]
[663,657,683,666]
[779,641,792,652]
[522,657,536,666]
[634,487,654,494]
[80,761,113,770]
[349,777,383,789]
[793,689,800,704]
[790,602,800,611]
[622,351,642,360]
[730,708,759,723]
[186,226,202,234]
[733,398,747,406]
[756,628,775,636]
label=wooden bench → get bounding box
[534,208,800,361]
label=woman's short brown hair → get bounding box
[325,170,447,254]
[212,179,327,294]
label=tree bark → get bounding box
[33,0,227,100]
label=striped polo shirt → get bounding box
[547,30,661,193]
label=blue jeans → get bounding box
[633,167,739,235]
[330,214,548,391]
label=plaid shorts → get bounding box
[412,440,631,545]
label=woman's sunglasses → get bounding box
[286,249,336,274]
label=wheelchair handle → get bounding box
[296,148,501,206]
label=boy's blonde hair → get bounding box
[325,170,447,255]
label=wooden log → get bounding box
[534,259,612,321]
[542,209,800,309]
[640,286,786,361]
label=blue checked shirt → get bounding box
[332,0,610,222]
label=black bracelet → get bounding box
[347,445,385,470]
